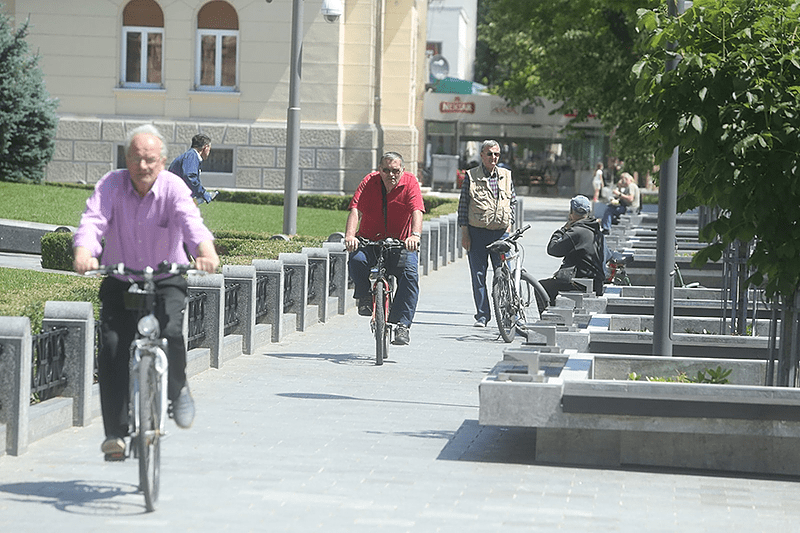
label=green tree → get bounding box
[633,0,800,385]
[0,13,58,183]
[476,0,660,175]
[633,0,800,299]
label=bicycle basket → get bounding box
[123,287,155,312]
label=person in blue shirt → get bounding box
[168,134,218,204]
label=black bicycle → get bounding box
[358,237,406,365]
[487,225,549,342]
[86,262,199,512]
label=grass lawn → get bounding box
[0,181,348,237]
[0,181,457,327]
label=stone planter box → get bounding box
[479,352,800,476]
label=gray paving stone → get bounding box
[1,197,799,531]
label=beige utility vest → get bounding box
[467,166,513,230]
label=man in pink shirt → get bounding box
[344,152,424,346]
[74,124,219,459]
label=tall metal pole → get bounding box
[652,0,684,357]
[283,0,303,235]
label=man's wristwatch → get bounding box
[410,231,421,237]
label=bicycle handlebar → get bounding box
[356,237,406,248]
[85,262,202,278]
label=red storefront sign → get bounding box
[439,97,475,114]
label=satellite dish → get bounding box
[429,55,449,81]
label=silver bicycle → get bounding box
[487,225,549,342]
[87,262,198,512]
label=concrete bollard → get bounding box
[42,301,95,427]
[0,317,32,456]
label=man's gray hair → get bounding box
[480,139,500,154]
[125,124,168,159]
[380,151,404,167]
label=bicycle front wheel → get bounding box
[374,283,389,365]
[492,267,516,343]
[137,355,161,512]
[521,270,549,320]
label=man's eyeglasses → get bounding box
[486,152,501,158]
[381,168,403,175]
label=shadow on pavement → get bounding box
[437,420,538,465]
[276,392,476,410]
[0,480,145,515]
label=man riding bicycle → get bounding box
[73,125,219,459]
[344,152,424,346]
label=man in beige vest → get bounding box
[457,140,517,327]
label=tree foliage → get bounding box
[476,0,660,174]
[633,0,800,299]
[0,13,59,183]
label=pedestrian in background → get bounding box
[168,134,218,205]
[457,139,516,328]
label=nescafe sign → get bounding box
[439,97,475,114]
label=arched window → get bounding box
[196,1,239,91]
[121,0,164,88]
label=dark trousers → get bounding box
[349,246,419,327]
[467,225,506,322]
[602,203,627,231]
[537,277,581,312]
[98,275,188,439]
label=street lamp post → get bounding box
[283,0,343,235]
[283,0,303,236]
[652,0,685,356]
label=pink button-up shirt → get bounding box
[73,169,214,276]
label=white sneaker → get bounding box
[474,318,487,327]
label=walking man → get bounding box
[168,134,218,204]
[458,140,517,327]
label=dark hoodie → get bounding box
[546,215,606,295]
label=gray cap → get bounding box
[570,195,591,214]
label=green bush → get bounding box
[41,231,74,270]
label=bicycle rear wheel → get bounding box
[492,267,516,343]
[137,355,161,512]
[374,283,389,365]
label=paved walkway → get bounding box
[1,197,798,531]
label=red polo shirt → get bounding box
[349,171,425,240]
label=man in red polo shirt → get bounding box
[344,152,425,345]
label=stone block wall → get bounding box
[46,117,420,194]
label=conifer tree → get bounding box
[0,13,58,183]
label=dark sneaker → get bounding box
[101,437,125,460]
[392,324,410,345]
[171,385,195,429]
[357,298,372,316]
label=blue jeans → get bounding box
[349,246,419,328]
[602,203,627,231]
[466,226,506,322]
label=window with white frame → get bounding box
[196,2,239,91]
[121,0,164,88]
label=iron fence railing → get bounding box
[187,291,207,349]
[31,326,69,402]
[224,282,240,335]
